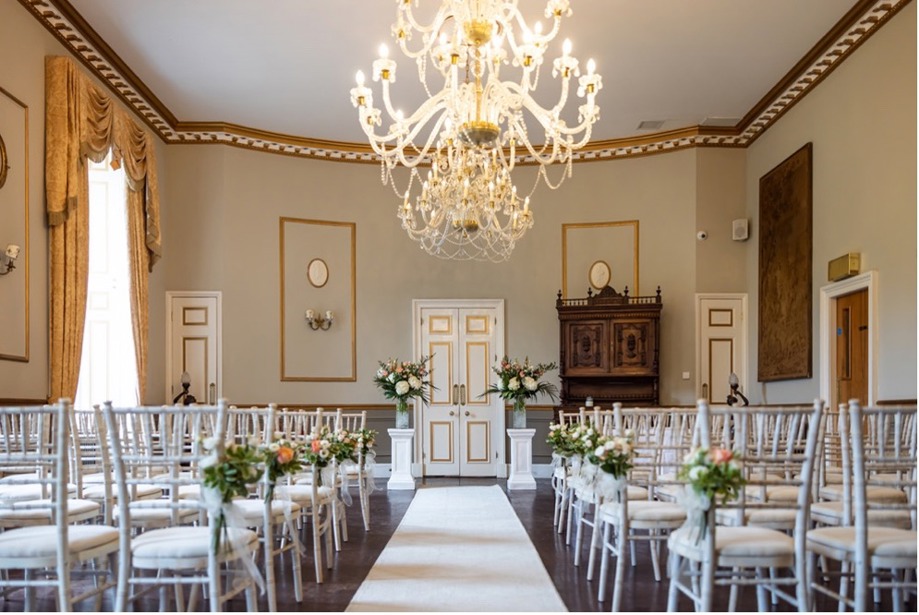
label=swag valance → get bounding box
[45,55,161,269]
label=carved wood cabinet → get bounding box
[556,287,662,408]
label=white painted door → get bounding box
[166,292,221,404]
[416,300,504,477]
[696,295,747,404]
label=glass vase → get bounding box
[395,398,410,429]
[511,397,527,429]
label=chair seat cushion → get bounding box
[0,524,118,558]
[747,485,800,503]
[0,483,77,501]
[131,526,257,559]
[230,498,302,522]
[810,501,912,529]
[275,485,334,504]
[819,485,906,503]
[807,527,918,559]
[113,505,199,525]
[0,499,100,525]
[83,483,161,501]
[600,500,686,523]
[716,507,799,528]
[670,526,794,560]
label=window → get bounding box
[74,155,139,409]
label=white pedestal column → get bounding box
[387,428,416,491]
[506,428,537,490]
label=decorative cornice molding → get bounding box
[19,0,911,161]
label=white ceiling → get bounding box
[65,0,862,146]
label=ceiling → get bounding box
[23,0,906,157]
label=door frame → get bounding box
[165,291,223,404]
[819,271,878,408]
[412,298,506,478]
[695,293,748,401]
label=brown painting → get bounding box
[758,143,813,381]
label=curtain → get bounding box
[45,56,162,403]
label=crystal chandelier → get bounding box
[350,0,602,261]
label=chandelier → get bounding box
[350,0,602,261]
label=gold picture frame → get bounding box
[561,221,639,298]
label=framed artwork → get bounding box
[561,221,639,298]
[758,143,813,382]
[307,258,328,288]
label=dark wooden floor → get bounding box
[2,477,914,612]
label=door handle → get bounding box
[464,410,470,417]
[208,382,216,405]
[702,383,708,401]
[452,384,459,405]
[460,384,466,406]
[449,410,455,416]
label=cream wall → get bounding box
[162,146,700,406]
[744,2,917,404]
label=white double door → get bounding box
[414,300,505,477]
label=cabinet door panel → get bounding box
[611,320,656,375]
[564,321,608,374]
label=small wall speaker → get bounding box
[732,218,749,241]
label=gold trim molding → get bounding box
[16,0,910,162]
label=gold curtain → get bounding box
[45,56,162,402]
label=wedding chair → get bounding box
[102,400,260,612]
[337,409,375,531]
[806,401,917,612]
[273,408,335,584]
[595,407,688,608]
[552,408,585,537]
[225,404,303,611]
[0,400,119,612]
[666,400,825,612]
[0,405,102,529]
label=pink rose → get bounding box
[710,448,733,464]
[277,446,295,465]
[311,440,322,453]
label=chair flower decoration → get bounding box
[676,446,745,542]
[260,437,302,502]
[586,433,636,501]
[201,438,264,554]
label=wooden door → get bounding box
[835,289,868,405]
[697,295,747,404]
[417,301,503,477]
[166,292,221,404]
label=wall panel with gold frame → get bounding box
[561,221,639,299]
[279,217,356,381]
[0,87,29,362]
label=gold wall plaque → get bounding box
[828,252,860,282]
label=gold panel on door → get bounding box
[465,341,490,406]
[465,421,490,463]
[429,315,453,335]
[708,309,733,327]
[183,307,208,326]
[428,342,453,405]
[429,422,454,463]
[465,315,490,335]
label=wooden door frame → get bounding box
[819,271,878,408]
[695,293,748,401]
[165,291,223,404]
[412,298,506,478]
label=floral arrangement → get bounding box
[484,356,559,409]
[374,356,432,411]
[678,446,745,504]
[354,428,378,457]
[201,438,264,554]
[546,422,602,458]
[260,437,302,502]
[301,427,357,468]
[586,433,636,479]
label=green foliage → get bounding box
[678,446,745,503]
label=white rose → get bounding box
[395,380,410,396]
[689,466,708,481]
[388,373,396,383]
[269,442,280,452]
[523,376,538,392]
[200,453,219,469]
[202,436,219,451]
[408,375,422,390]
[497,379,506,391]
[507,377,520,391]
[594,445,606,457]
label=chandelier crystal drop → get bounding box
[350,0,602,261]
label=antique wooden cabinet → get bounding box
[556,286,662,408]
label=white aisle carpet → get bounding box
[346,485,568,612]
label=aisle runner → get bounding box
[346,485,567,612]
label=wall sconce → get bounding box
[305,309,334,331]
[0,244,20,276]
